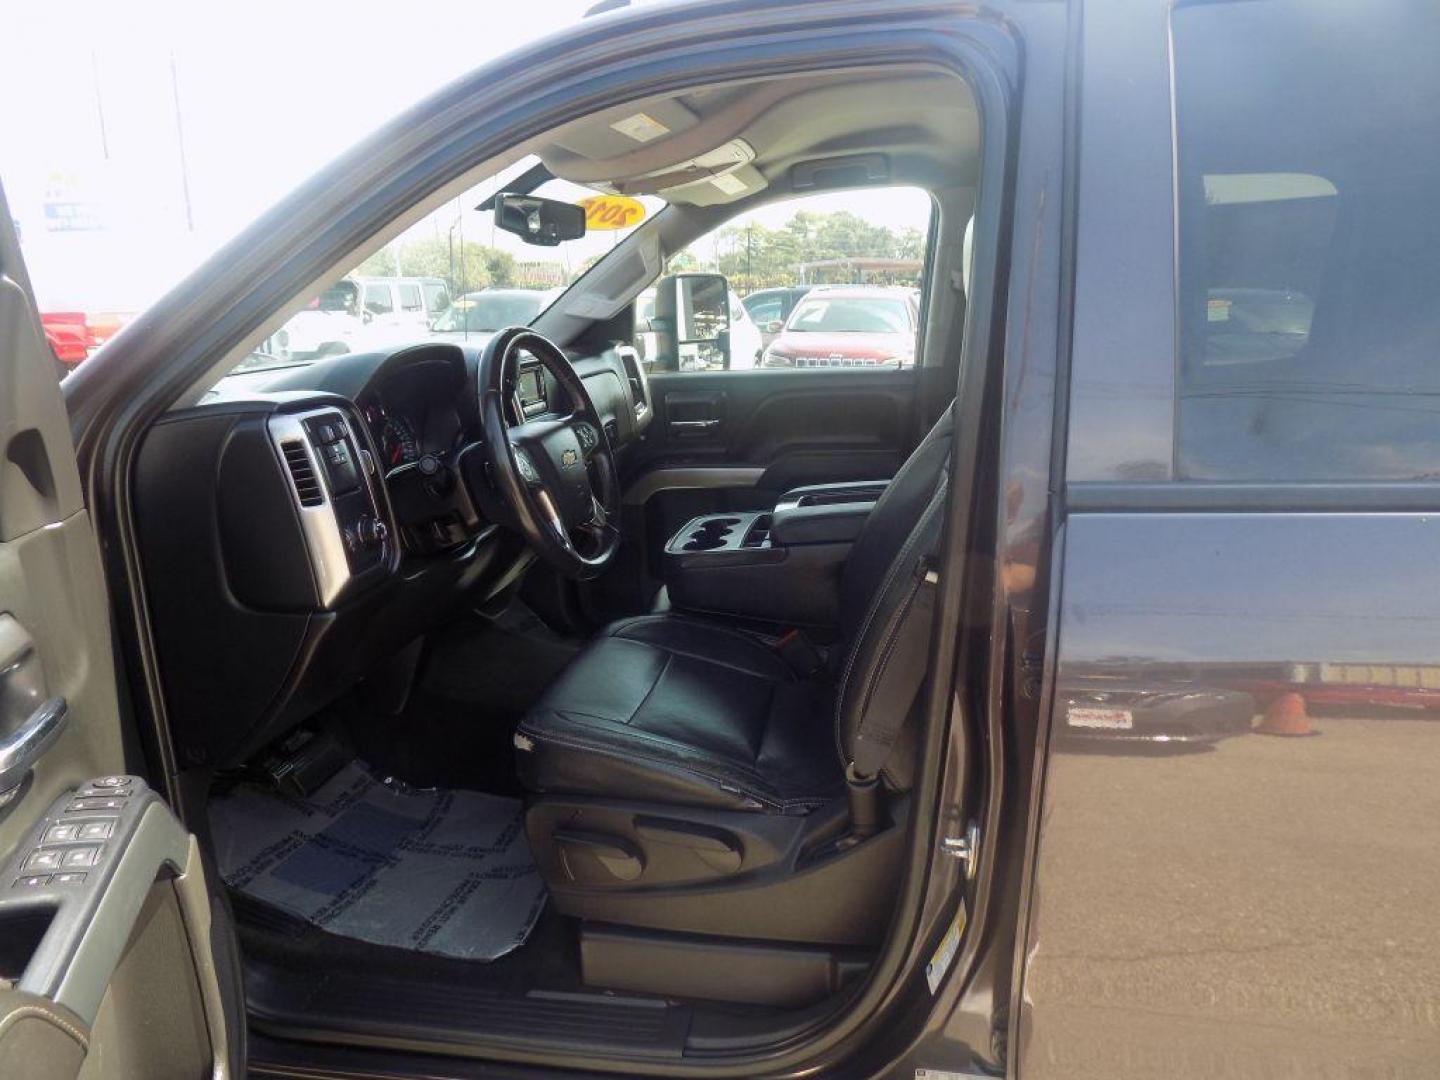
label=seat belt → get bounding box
[849,554,940,779]
[845,553,940,838]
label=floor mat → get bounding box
[210,761,546,962]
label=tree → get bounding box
[356,237,519,296]
[674,208,928,293]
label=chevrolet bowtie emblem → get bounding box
[561,449,578,466]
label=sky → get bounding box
[0,0,932,314]
[0,0,595,309]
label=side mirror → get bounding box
[653,273,732,370]
[766,319,784,334]
[491,192,586,247]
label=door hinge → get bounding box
[941,820,980,880]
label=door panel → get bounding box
[1023,512,1440,1076]
[618,369,916,602]
[0,181,241,1077]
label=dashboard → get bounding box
[358,358,467,469]
[136,338,650,770]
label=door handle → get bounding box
[0,697,67,800]
[669,419,720,434]
[0,613,68,802]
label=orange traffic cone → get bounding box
[1254,691,1318,736]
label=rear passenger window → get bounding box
[1173,1,1440,480]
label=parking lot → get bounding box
[1023,714,1440,1078]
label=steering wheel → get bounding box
[476,327,621,580]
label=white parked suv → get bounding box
[265,276,453,363]
[354,276,452,336]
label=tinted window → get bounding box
[747,295,784,325]
[641,187,930,373]
[788,296,910,334]
[1174,1,1440,480]
[431,290,545,332]
[363,284,392,315]
[422,281,449,313]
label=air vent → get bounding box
[280,440,323,506]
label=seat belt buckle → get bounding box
[773,628,825,678]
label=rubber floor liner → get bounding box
[211,761,546,961]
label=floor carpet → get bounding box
[211,761,545,961]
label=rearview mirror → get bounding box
[652,273,732,371]
[490,192,587,247]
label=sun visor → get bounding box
[549,99,702,163]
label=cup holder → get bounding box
[675,516,750,553]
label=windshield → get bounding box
[232,155,663,375]
[431,291,549,332]
[787,296,910,334]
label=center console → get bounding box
[660,481,887,628]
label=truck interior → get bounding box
[128,61,991,1065]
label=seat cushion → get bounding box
[515,615,843,813]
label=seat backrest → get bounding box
[832,401,954,786]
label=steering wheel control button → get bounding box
[77,821,114,841]
[513,448,540,483]
[52,872,87,886]
[24,849,63,872]
[45,823,81,843]
[61,846,100,869]
[16,874,52,888]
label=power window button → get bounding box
[61,847,100,869]
[24,849,63,872]
[67,796,126,812]
[51,872,87,886]
[15,874,51,888]
[76,776,133,797]
[45,823,81,843]
[77,821,113,841]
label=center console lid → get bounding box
[659,480,887,629]
[770,481,888,547]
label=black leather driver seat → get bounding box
[515,403,954,944]
[517,613,843,813]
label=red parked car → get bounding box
[760,284,918,368]
[41,310,131,370]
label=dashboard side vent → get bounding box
[280,440,323,506]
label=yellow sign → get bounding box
[577,194,646,232]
